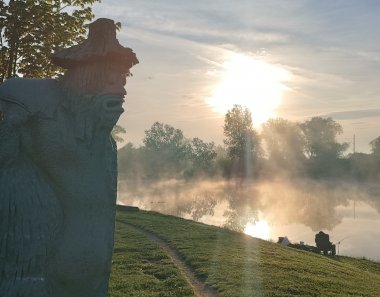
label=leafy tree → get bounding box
[111,125,126,143]
[369,136,380,178]
[300,117,348,177]
[0,0,99,81]
[347,152,373,181]
[144,122,186,153]
[117,142,145,181]
[143,122,188,178]
[261,118,306,174]
[300,117,348,159]
[223,105,261,178]
[186,137,217,176]
[370,136,380,158]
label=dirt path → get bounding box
[120,221,219,297]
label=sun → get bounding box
[206,53,291,126]
[244,220,271,240]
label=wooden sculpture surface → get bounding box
[0,18,138,297]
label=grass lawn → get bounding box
[110,207,380,296]
[109,214,195,296]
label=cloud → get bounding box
[320,109,380,120]
[92,0,380,152]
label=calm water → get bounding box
[270,201,380,260]
[118,179,380,261]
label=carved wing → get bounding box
[0,101,62,296]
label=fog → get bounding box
[117,178,380,260]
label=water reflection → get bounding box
[117,178,380,261]
[244,220,271,240]
[271,201,380,260]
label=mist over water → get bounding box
[117,178,380,261]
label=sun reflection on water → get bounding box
[244,220,271,240]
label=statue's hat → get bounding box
[51,18,138,71]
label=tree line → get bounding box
[1,2,378,182]
[118,105,380,182]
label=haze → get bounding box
[93,0,380,153]
[90,1,380,260]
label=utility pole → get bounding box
[353,134,356,154]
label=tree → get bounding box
[261,118,306,174]
[117,142,146,181]
[144,122,185,153]
[370,136,380,158]
[111,125,126,143]
[300,117,348,177]
[118,122,218,180]
[223,105,261,178]
[143,122,188,178]
[300,117,348,159]
[369,136,380,178]
[0,0,99,81]
[186,137,217,176]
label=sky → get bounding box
[92,0,380,153]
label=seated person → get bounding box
[315,231,335,255]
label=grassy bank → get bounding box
[110,207,380,296]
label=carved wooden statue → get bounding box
[0,18,138,296]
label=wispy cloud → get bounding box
[93,0,380,152]
[321,109,380,120]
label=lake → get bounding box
[118,178,380,261]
